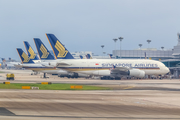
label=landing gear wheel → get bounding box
[115,77,121,80]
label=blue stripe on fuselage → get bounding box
[57,67,160,69]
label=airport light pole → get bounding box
[101,45,104,56]
[147,40,151,59]
[139,44,142,59]
[118,37,123,59]
[113,38,118,58]
[147,40,151,49]
[161,46,164,50]
[103,52,106,58]
[161,46,164,60]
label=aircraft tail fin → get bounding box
[34,38,55,60]
[46,33,74,59]
[79,55,83,59]
[23,41,39,60]
[86,54,92,59]
[108,54,113,59]
[16,48,34,64]
[1,58,5,62]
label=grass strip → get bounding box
[0,83,110,90]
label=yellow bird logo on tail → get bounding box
[55,41,68,58]
[22,52,30,62]
[28,47,36,59]
[40,44,49,58]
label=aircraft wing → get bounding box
[56,62,71,67]
[14,64,23,68]
[110,67,145,78]
[112,67,130,71]
[110,67,130,76]
[40,61,71,68]
[40,62,55,68]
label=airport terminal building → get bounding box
[112,33,180,78]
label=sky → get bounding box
[1,0,180,60]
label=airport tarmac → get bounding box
[0,69,180,120]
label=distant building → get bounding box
[112,33,180,78]
[71,51,93,59]
[71,51,110,59]
[113,49,173,60]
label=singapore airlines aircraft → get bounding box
[33,38,88,78]
[1,58,21,69]
[33,38,55,60]
[23,41,40,63]
[17,39,87,78]
[46,33,170,80]
[86,54,92,59]
[33,38,55,67]
[16,48,69,76]
[33,38,69,76]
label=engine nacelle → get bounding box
[129,69,145,78]
[93,70,111,76]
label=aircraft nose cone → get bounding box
[165,67,170,74]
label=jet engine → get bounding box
[110,68,145,78]
[129,69,145,78]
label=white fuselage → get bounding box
[54,59,170,76]
[15,60,68,75]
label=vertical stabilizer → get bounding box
[86,54,92,59]
[16,48,34,64]
[46,34,74,59]
[79,55,83,59]
[108,54,113,59]
[23,41,39,60]
[34,38,55,60]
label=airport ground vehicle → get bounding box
[6,74,14,80]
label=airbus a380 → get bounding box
[46,33,170,79]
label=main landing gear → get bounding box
[158,75,163,79]
[43,73,49,78]
[100,76,121,80]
